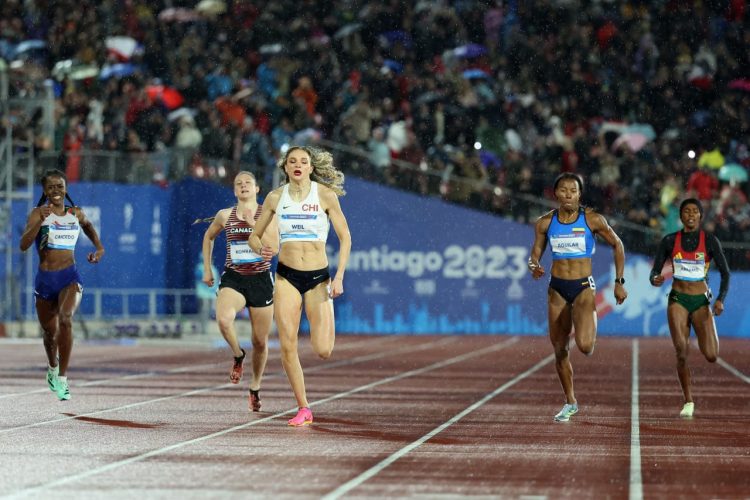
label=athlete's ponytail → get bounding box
[192,216,216,225]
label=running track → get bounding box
[1,334,749,499]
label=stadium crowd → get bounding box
[1,0,749,261]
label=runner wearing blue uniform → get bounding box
[528,173,628,422]
[19,169,105,401]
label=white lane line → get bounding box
[322,351,553,500]
[0,362,222,400]
[629,338,643,500]
[717,358,750,384]
[0,336,402,400]
[6,337,520,498]
[0,337,458,434]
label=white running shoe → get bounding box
[554,403,579,422]
[680,402,694,418]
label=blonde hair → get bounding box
[278,146,346,196]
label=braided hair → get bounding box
[36,169,76,208]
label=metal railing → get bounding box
[75,287,199,319]
[2,139,748,332]
[9,287,207,339]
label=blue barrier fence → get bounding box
[6,177,747,337]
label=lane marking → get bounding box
[629,338,643,500]
[322,350,553,500]
[717,358,750,384]
[0,336,402,400]
[0,337,458,434]
[0,362,221,400]
[6,337,520,498]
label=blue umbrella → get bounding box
[462,68,490,80]
[624,123,656,141]
[453,43,487,58]
[383,59,403,74]
[11,39,47,59]
[333,23,362,40]
[718,163,748,183]
[378,30,412,49]
[480,150,502,169]
[99,63,138,80]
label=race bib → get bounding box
[549,233,587,257]
[47,224,80,250]
[229,241,262,264]
[673,258,706,281]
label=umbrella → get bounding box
[480,150,502,169]
[414,91,444,106]
[382,59,403,74]
[728,78,750,92]
[599,121,628,136]
[259,43,284,55]
[698,148,725,169]
[378,30,412,49]
[99,63,138,80]
[146,85,185,110]
[158,7,201,23]
[11,39,47,59]
[51,59,99,80]
[505,129,522,152]
[333,23,362,40]
[624,123,656,141]
[453,43,487,58]
[292,127,322,146]
[612,132,649,152]
[167,107,198,122]
[51,59,74,79]
[69,64,100,81]
[195,0,226,15]
[718,163,748,183]
[462,68,490,80]
[105,36,142,61]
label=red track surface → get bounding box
[1,334,749,499]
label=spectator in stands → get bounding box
[237,117,276,188]
[18,169,105,401]
[686,166,719,205]
[201,171,278,412]
[367,126,391,181]
[62,116,84,183]
[270,116,296,154]
[527,172,627,422]
[248,146,351,426]
[5,0,750,265]
[175,115,203,151]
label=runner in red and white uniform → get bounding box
[202,171,279,412]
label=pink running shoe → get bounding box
[248,389,261,412]
[229,349,245,384]
[287,407,313,426]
